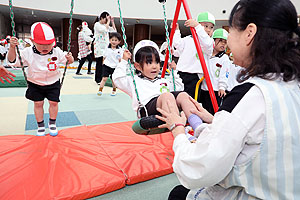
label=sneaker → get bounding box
[97,91,103,96]
[87,72,94,75]
[36,127,46,136]
[48,123,58,136]
[111,90,117,96]
[76,73,82,75]
[97,82,101,85]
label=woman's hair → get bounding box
[108,32,122,48]
[76,25,82,34]
[135,46,160,73]
[229,0,300,82]
[94,11,110,24]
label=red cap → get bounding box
[31,22,56,45]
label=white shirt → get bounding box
[227,63,243,91]
[8,47,67,86]
[112,59,184,112]
[201,53,231,91]
[93,22,116,58]
[173,24,214,74]
[103,47,124,68]
[173,77,266,189]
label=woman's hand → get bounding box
[156,100,186,138]
[189,96,214,123]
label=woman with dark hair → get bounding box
[158,0,300,199]
[93,11,116,84]
[76,22,93,75]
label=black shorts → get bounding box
[25,80,61,102]
[0,53,6,60]
[102,64,115,78]
[139,91,183,117]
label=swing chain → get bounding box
[117,0,143,110]
[162,2,176,91]
[8,0,27,85]
[61,0,74,87]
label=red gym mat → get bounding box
[0,121,174,200]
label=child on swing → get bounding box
[112,40,205,135]
[7,22,74,136]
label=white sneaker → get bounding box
[48,123,58,136]
[36,127,46,136]
[111,90,117,96]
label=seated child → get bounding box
[7,22,74,136]
[200,28,231,114]
[112,40,205,134]
[97,32,123,96]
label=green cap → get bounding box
[197,12,215,25]
[212,28,228,40]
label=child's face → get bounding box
[110,37,120,48]
[200,22,214,37]
[214,38,227,52]
[135,55,160,80]
[227,27,251,67]
[33,42,55,54]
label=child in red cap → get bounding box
[7,22,74,136]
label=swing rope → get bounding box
[61,0,74,87]
[8,0,27,86]
[117,0,148,117]
[161,1,176,91]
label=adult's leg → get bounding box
[76,56,87,74]
[86,54,93,74]
[95,56,103,83]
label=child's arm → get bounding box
[172,23,184,56]
[218,57,231,97]
[7,36,18,63]
[184,19,214,56]
[0,65,16,83]
[112,49,134,97]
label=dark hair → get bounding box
[108,32,122,48]
[76,25,82,34]
[94,11,110,24]
[229,0,300,82]
[135,46,160,72]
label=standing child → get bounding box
[200,28,231,114]
[97,32,123,96]
[157,0,300,199]
[172,12,215,101]
[113,40,205,135]
[7,22,74,136]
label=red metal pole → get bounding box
[161,0,181,78]
[181,0,219,113]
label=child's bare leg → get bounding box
[34,100,44,122]
[48,100,58,136]
[34,100,45,136]
[176,92,203,132]
[98,77,108,96]
[48,100,58,120]
[111,79,117,96]
[156,92,179,115]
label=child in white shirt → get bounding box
[113,40,205,134]
[7,22,74,136]
[97,32,123,96]
[172,12,215,101]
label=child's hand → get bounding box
[9,37,19,48]
[184,19,199,28]
[0,65,16,83]
[168,61,176,70]
[170,22,179,30]
[122,49,132,61]
[218,89,226,97]
[65,52,74,64]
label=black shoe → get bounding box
[87,72,94,75]
[76,73,82,75]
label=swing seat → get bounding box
[132,115,168,135]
